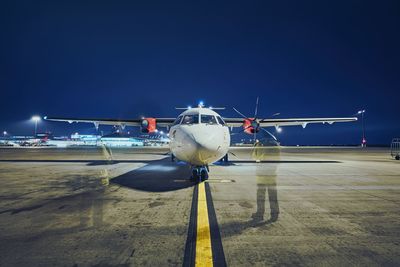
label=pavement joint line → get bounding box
[206,179,235,183]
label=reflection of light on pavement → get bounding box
[100,144,112,186]
[101,143,113,162]
[144,165,177,171]
[100,169,109,186]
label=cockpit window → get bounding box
[216,116,225,125]
[201,115,217,125]
[173,116,183,125]
[182,114,199,125]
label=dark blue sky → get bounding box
[1,1,399,145]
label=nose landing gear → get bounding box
[191,165,209,182]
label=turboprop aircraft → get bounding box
[45,99,357,181]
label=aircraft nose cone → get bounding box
[192,132,220,152]
[177,126,227,165]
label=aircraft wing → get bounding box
[44,116,176,127]
[223,117,357,128]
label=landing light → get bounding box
[276,127,282,133]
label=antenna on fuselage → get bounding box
[208,107,226,110]
[175,104,225,110]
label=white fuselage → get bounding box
[169,108,230,166]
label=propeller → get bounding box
[232,97,278,144]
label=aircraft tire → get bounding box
[191,169,199,181]
[200,168,208,181]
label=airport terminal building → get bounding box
[0,132,169,148]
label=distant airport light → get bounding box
[357,109,367,147]
[160,131,164,134]
[198,101,204,107]
[3,131,7,136]
[187,106,192,109]
[276,127,282,133]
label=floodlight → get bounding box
[31,116,41,121]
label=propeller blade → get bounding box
[228,151,238,158]
[254,96,259,118]
[260,127,278,141]
[233,107,248,119]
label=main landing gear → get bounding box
[191,165,209,182]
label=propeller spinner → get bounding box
[233,97,278,143]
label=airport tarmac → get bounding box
[0,146,399,266]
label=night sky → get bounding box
[1,1,399,145]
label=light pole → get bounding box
[357,110,366,147]
[31,116,41,137]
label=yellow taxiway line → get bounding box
[195,181,213,267]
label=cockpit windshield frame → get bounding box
[173,115,183,126]
[216,116,225,125]
[200,114,218,125]
[181,114,199,125]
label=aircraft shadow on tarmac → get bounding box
[111,158,196,192]
[0,159,159,166]
[0,159,340,166]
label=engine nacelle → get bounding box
[141,118,157,133]
[243,118,259,134]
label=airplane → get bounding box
[45,100,357,181]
